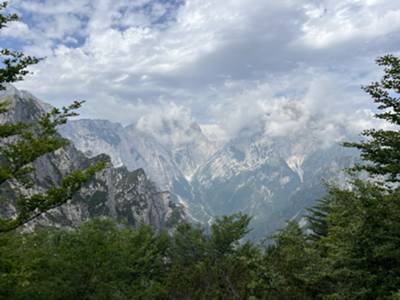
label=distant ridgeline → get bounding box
[60,95,359,239]
[0,85,183,232]
[0,85,359,239]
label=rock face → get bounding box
[59,115,218,223]
[0,85,183,231]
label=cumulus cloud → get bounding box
[0,20,30,38]
[300,0,400,49]
[206,70,390,148]
[135,102,200,146]
[2,0,399,144]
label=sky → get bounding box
[1,0,400,141]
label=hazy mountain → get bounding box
[0,85,183,231]
[59,109,221,222]
[59,99,359,239]
[191,130,357,238]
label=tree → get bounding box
[332,181,400,298]
[259,222,321,300]
[0,1,105,232]
[259,55,400,299]
[165,213,257,299]
[345,55,400,184]
[0,219,169,299]
[302,55,400,299]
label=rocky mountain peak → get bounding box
[0,86,184,232]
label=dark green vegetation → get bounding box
[0,1,105,232]
[1,2,400,299]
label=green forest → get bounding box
[1,1,400,299]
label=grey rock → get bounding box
[0,86,183,232]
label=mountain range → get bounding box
[60,100,359,239]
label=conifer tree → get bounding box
[304,55,400,298]
[345,55,400,183]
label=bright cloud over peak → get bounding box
[1,0,399,142]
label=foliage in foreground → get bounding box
[0,215,257,300]
[0,180,398,300]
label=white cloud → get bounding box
[199,124,229,142]
[2,0,399,144]
[203,69,391,149]
[0,20,30,38]
[136,102,199,146]
[300,0,400,48]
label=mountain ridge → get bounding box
[0,85,183,232]
[59,100,359,239]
